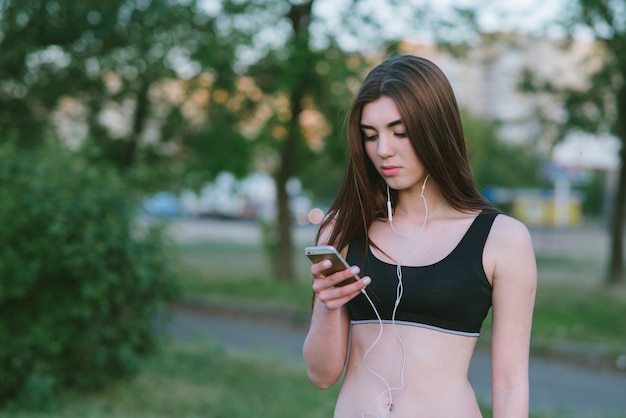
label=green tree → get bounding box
[218,0,433,280]
[520,0,626,285]
[0,0,123,147]
[0,144,177,408]
[245,2,365,280]
[0,0,248,190]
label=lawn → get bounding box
[0,342,339,418]
[9,341,577,418]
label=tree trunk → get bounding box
[607,82,626,285]
[273,1,313,281]
[274,129,297,281]
[273,60,307,282]
[124,78,150,168]
[607,147,626,284]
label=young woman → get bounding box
[303,55,537,417]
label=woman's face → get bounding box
[361,96,427,192]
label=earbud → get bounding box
[386,185,393,222]
[420,174,430,198]
[387,175,430,222]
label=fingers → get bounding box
[310,259,335,277]
[316,278,371,310]
[310,259,358,287]
[311,260,370,310]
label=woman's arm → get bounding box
[302,259,370,389]
[302,295,351,389]
[487,215,537,418]
[302,226,371,389]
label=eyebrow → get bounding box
[360,119,403,130]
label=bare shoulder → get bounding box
[484,213,536,283]
[488,213,534,252]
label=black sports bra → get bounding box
[346,210,499,337]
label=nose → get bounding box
[377,133,394,158]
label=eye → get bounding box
[362,131,378,141]
[394,132,408,138]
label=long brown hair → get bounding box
[317,55,492,251]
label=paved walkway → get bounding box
[166,303,626,418]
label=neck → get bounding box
[394,182,446,222]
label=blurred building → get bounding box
[402,34,600,145]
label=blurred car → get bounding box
[141,192,181,218]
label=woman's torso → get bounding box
[336,210,498,417]
[336,325,482,417]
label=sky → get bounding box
[443,0,567,33]
[198,0,574,59]
[313,0,570,49]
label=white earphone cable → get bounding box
[361,174,430,418]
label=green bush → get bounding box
[0,144,179,409]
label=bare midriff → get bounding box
[334,323,483,418]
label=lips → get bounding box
[381,166,400,176]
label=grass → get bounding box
[10,341,588,418]
[0,342,339,418]
[535,255,608,284]
[532,279,626,348]
[2,341,616,418]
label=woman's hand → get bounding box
[311,259,371,310]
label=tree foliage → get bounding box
[0,0,558,284]
[462,111,545,190]
[215,0,439,280]
[0,0,249,190]
[208,0,361,279]
[0,144,178,409]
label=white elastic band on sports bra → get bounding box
[351,319,480,337]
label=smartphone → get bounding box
[304,245,359,287]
